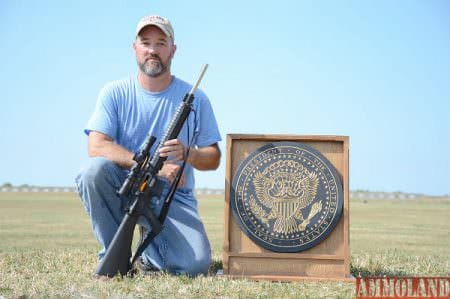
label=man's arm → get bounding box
[89,132,220,185]
[158,139,221,171]
[88,131,135,169]
[88,132,209,185]
[187,143,221,170]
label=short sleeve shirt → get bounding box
[85,75,221,191]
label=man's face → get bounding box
[133,26,176,77]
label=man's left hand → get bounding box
[158,139,186,162]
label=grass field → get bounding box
[0,192,448,298]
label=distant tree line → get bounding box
[1,182,448,198]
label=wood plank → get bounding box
[221,273,355,283]
[226,252,346,260]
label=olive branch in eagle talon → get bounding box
[251,160,320,234]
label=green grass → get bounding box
[0,192,448,298]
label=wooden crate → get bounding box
[223,134,353,281]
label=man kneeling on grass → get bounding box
[75,15,221,277]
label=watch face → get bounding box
[231,141,343,253]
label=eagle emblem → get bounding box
[230,141,343,252]
[251,160,322,234]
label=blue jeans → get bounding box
[75,157,211,276]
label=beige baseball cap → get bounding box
[135,15,174,41]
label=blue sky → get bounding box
[1,1,449,195]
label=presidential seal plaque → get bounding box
[230,142,343,253]
[223,134,352,281]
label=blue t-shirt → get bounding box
[85,75,221,191]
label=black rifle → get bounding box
[95,64,209,277]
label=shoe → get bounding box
[134,257,161,276]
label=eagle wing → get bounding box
[297,170,319,208]
[253,171,273,209]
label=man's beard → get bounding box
[138,55,171,78]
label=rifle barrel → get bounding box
[188,64,208,96]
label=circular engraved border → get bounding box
[230,141,344,253]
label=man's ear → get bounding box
[171,44,177,59]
